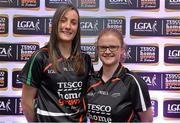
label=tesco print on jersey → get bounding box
[88,103,112,123]
[57,81,83,106]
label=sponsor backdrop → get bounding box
[0,0,179,122]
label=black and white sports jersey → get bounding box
[18,46,93,122]
[87,64,151,122]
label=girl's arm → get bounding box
[21,84,37,122]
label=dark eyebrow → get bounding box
[60,16,78,22]
[71,18,78,21]
[60,16,66,20]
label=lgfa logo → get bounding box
[0,99,11,112]
[164,99,180,118]
[17,19,40,31]
[141,74,157,87]
[80,20,99,31]
[48,18,52,34]
[168,104,180,113]
[126,47,132,59]
[0,46,12,58]
[134,20,157,32]
[168,49,180,57]
[18,98,23,114]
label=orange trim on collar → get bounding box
[87,81,102,93]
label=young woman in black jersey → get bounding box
[87,28,153,122]
[19,4,93,122]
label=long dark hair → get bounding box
[47,4,84,74]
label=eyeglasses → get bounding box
[97,45,121,52]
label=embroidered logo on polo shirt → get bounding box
[47,69,55,74]
[97,91,108,96]
[87,92,95,97]
[111,93,121,98]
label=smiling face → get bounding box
[58,9,79,43]
[97,32,124,67]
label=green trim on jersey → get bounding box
[26,51,40,85]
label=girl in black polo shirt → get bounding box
[87,28,153,122]
[18,4,93,122]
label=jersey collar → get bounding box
[98,63,127,79]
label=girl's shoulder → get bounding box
[29,46,49,63]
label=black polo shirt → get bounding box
[18,47,93,122]
[87,64,151,122]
